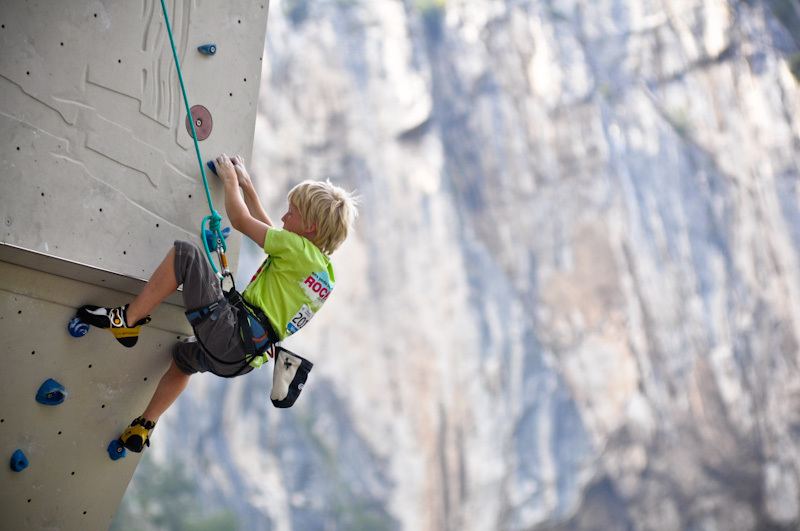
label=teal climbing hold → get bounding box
[10,449,28,471]
[107,439,126,461]
[35,378,67,405]
[205,227,231,251]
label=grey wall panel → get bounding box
[0,260,192,529]
[0,0,270,527]
[0,0,271,278]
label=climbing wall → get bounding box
[0,0,270,528]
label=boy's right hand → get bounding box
[231,156,252,188]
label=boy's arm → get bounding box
[214,154,269,248]
[232,156,274,227]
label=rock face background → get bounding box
[115,0,800,530]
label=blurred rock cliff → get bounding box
[134,1,800,529]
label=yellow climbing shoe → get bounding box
[77,304,151,347]
[120,416,156,452]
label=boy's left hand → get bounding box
[213,154,237,186]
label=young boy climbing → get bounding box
[77,153,358,452]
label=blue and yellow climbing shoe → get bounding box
[76,304,150,347]
[120,416,156,453]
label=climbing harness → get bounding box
[185,280,280,377]
[159,0,229,281]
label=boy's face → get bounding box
[281,202,315,237]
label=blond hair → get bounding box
[288,180,359,255]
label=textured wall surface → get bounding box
[0,0,269,528]
[0,0,271,274]
[0,261,189,529]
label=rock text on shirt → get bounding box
[302,271,332,302]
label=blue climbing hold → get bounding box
[107,439,126,461]
[197,44,217,55]
[10,449,28,472]
[68,316,89,337]
[206,160,218,176]
[205,227,231,251]
[35,378,67,405]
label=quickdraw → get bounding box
[185,285,280,378]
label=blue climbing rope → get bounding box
[159,0,228,280]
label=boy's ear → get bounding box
[305,221,317,235]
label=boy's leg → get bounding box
[120,360,190,452]
[77,246,179,347]
[126,246,179,324]
[113,240,225,451]
[142,360,190,422]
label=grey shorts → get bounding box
[172,240,252,377]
